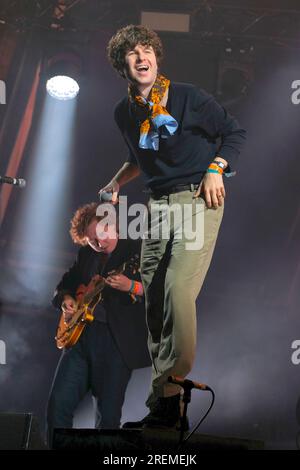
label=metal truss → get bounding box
[188,1,300,49]
[0,1,300,48]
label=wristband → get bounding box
[129,280,140,295]
[128,280,135,293]
[213,160,226,171]
[207,162,223,174]
[132,281,140,295]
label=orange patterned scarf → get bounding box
[128,74,178,151]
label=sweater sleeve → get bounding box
[192,87,247,174]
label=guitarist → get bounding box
[46,202,150,447]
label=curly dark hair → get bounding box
[70,202,118,246]
[107,24,163,78]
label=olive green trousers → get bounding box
[141,189,224,408]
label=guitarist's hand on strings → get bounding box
[61,295,77,323]
[105,273,132,292]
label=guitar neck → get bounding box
[81,254,139,305]
[83,279,105,305]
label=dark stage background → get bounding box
[0,0,300,450]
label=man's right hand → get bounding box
[98,180,120,204]
[61,295,77,323]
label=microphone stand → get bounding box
[168,376,214,450]
[178,382,192,446]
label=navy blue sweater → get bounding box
[114,82,246,191]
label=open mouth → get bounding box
[136,65,149,72]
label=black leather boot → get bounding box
[122,394,188,430]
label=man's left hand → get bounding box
[194,173,226,209]
[105,273,132,292]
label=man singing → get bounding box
[99,25,246,429]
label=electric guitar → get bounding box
[55,254,140,349]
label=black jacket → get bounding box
[52,238,151,370]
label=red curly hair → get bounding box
[70,202,120,246]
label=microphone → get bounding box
[168,375,210,391]
[0,175,26,188]
[99,191,113,203]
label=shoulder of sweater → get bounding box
[113,83,211,108]
[171,81,197,93]
[171,81,213,102]
[114,96,128,119]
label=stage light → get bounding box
[45,51,82,101]
[11,93,78,300]
[46,75,79,100]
